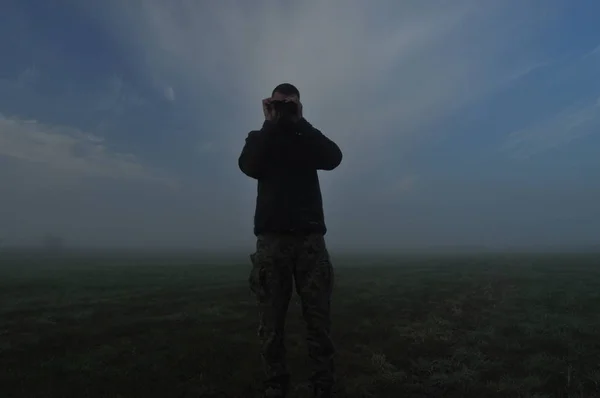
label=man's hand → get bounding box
[287,97,303,123]
[262,98,278,122]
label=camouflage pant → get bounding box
[249,233,335,392]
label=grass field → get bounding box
[1,251,600,397]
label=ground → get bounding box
[1,251,600,398]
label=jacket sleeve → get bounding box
[238,121,277,179]
[295,118,343,171]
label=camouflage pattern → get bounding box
[249,233,335,396]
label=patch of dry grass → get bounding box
[1,252,600,397]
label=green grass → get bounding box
[1,252,600,397]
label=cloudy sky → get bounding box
[1,0,600,251]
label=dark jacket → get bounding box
[238,118,342,236]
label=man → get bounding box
[238,83,342,398]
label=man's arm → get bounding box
[295,118,343,171]
[238,121,278,179]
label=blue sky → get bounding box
[1,0,600,251]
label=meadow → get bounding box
[1,251,599,397]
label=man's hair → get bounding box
[272,83,300,99]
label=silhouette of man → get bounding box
[238,83,342,398]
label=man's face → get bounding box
[271,92,298,102]
[270,92,299,123]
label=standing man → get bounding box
[238,83,342,398]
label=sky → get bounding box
[1,0,600,252]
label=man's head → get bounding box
[271,83,300,102]
[269,83,301,124]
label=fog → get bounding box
[1,1,599,253]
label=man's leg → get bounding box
[249,235,295,397]
[293,234,335,395]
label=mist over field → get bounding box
[1,0,600,253]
